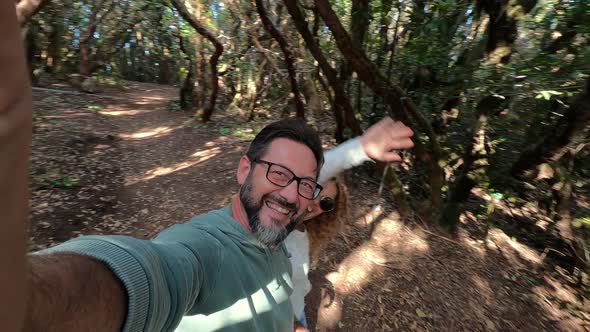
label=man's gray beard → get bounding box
[240,173,303,247]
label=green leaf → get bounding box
[416,308,427,318]
[490,192,504,200]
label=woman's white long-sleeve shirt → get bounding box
[285,137,370,316]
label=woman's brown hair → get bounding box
[305,177,349,266]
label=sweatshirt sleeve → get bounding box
[39,222,221,332]
[319,137,371,183]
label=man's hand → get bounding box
[360,117,414,162]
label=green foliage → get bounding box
[572,217,590,229]
[25,0,590,240]
[35,173,79,189]
[168,100,183,112]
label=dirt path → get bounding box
[29,82,590,331]
[30,82,251,246]
[83,82,248,238]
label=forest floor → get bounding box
[29,81,590,331]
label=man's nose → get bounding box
[279,179,300,203]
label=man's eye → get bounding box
[300,181,314,192]
[272,171,287,178]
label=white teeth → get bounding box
[266,201,289,215]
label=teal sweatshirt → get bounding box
[42,205,295,332]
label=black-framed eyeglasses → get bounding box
[319,196,335,212]
[253,159,323,200]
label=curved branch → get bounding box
[252,0,306,118]
[171,0,224,122]
[282,0,361,136]
[313,0,443,209]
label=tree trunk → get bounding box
[313,0,443,211]
[247,59,269,120]
[511,77,590,179]
[385,3,402,82]
[233,2,284,78]
[282,0,361,138]
[543,1,589,53]
[338,0,369,132]
[253,0,307,119]
[439,95,505,231]
[177,33,195,110]
[477,0,538,64]
[78,0,117,77]
[171,0,224,122]
[43,0,67,74]
[371,0,394,115]
[433,0,535,134]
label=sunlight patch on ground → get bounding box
[353,204,384,228]
[119,125,180,140]
[470,275,494,305]
[327,215,430,296]
[134,98,168,105]
[325,243,387,295]
[485,228,543,266]
[42,113,94,118]
[318,215,431,329]
[532,276,582,324]
[99,109,148,116]
[371,215,430,254]
[125,146,221,186]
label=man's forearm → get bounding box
[0,2,33,331]
[25,253,127,332]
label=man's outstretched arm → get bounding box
[0,5,128,331]
[25,253,126,332]
[0,2,33,331]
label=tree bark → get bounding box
[340,0,369,135]
[177,32,195,110]
[253,0,307,118]
[78,0,117,77]
[511,78,590,179]
[477,0,538,64]
[543,1,589,54]
[313,0,443,210]
[439,95,504,231]
[235,2,284,78]
[247,59,269,120]
[433,0,535,134]
[171,0,224,122]
[371,0,394,115]
[282,0,361,139]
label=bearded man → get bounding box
[22,113,414,332]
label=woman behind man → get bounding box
[286,117,414,331]
[286,177,349,330]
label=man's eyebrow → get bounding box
[271,160,318,180]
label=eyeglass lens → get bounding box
[267,163,319,199]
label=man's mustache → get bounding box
[264,193,297,211]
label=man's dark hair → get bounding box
[246,118,324,176]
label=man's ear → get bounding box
[237,155,251,185]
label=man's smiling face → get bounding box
[237,138,318,246]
